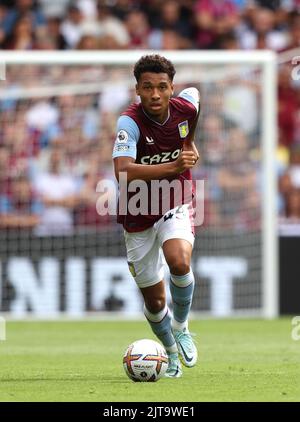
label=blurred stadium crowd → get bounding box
[2,0,300,51]
[0,0,300,234]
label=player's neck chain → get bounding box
[141,106,170,126]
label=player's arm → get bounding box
[114,154,197,183]
[112,115,197,183]
[178,88,200,159]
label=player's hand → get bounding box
[174,150,198,173]
[183,140,200,162]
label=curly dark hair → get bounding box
[133,54,176,82]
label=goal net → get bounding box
[0,51,277,318]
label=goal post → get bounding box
[261,56,278,319]
[0,51,278,318]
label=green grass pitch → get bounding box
[0,318,299,402]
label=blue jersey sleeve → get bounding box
[178,88,200,112]
[112,115,140,160]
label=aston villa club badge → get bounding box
[178,120,189,138]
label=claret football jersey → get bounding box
[113,88,199,232]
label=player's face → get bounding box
[136,72,174,123]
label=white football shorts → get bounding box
[124,205,195,288]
